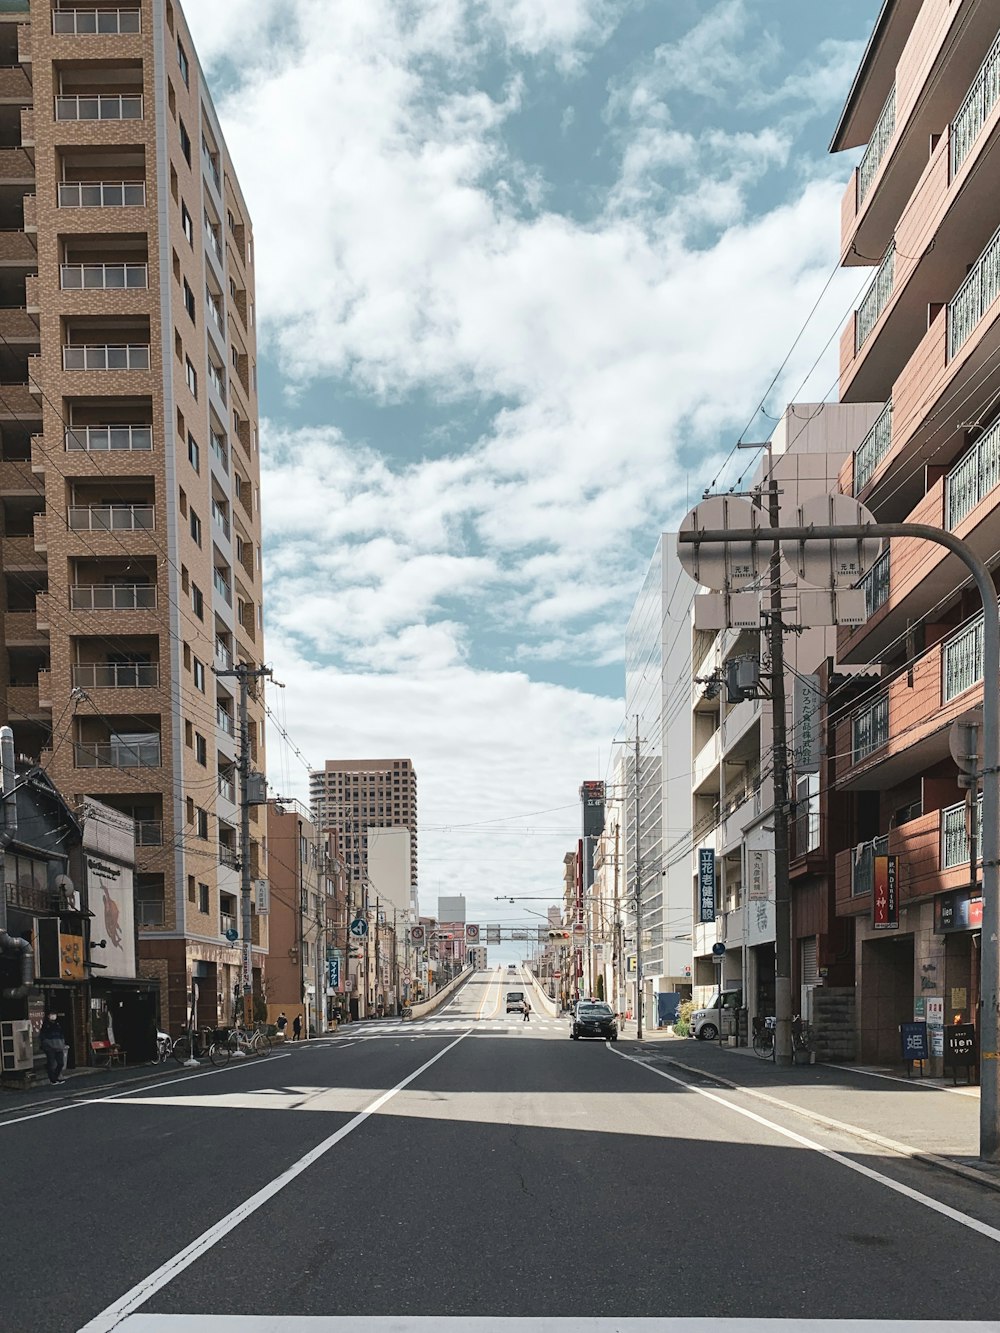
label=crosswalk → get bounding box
[329,1017,567,1039]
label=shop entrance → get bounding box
[945,931,981,1029]
[859,933,914,1064]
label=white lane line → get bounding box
[77,1028,473,1333]
[609,1046,1000,1246]
[103,1315,1000,1331]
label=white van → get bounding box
[691,988,742,1040]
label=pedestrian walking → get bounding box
[39,1013,68,1084]
[275,1011,288,1040]
[292,1013,302,1041]
[522,999,531,1023]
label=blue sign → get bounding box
[711,942,726,957]
[349,917,369,938]
[699,849,716,923]
[327,957,340,989]
[899,1021,928,1064]
[224,927,239,942]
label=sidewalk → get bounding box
[619,1029,1000,1193]
[0,1055,204,1115]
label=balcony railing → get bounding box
[218,774,236,803]
[213,569,232,604]
[852,835,889,896]
[852,693,888,762]
[952,30,1000,178]
[202,141,221,193]
[860,547,890,618]
[948,222,1000,360]
[75,737,161,768]
[58,181,146,208]
[215,639,233,671]
[68,503,153,531]
[71,583,155,610]
[219,842,239,869]
[206,295,223,333]
[205,221,223,264]
[211,501,230,539]
[217,706,234,736]
[855,244,896,351]
[66,425,152,452]
[943,613,985,702]
[63,344,150,371]
[944,415,1000,529]
[853,400,893,493]
[72,661,159,688]
[55,94,143,121]
[207,362,226,402]
[858,84,896,206]
[210,431,228,472]
[61,262,147,290]
[220,913,237,938]
[942,797,982,869]
[135,819,163,846]
[53,8,141,34]
[137,898,164,926]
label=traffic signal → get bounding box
[548,930,571,940]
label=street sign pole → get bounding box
[679,519,1000,1162]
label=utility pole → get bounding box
[633,715,644,1040]
[214,661,272,1026]
[612,820,621,1015]
[765,469,794,1068]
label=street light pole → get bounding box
[633,715,644,1041]
[679,520,1000,1162]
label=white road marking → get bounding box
[76,1030,472,1333]
[104,1315,1000,1331]
[609,1046,1000,1247]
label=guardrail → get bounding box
[406,966,473,1020]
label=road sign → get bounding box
[466,924,480,942]
[677,495,766,591]
[711,942,726,956]
[553,971,562,978]
[409,925,426,945]
[782,493,879,589]
[486,925,501,944]
[572,922,586,936]
[950,709,983,776]
[224,927,239,942]
[349,917,369,938]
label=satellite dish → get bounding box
[782,493,879,589]
[677,496,767,592]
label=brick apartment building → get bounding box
[829,0,1000,1062]
[0,0,267,1033]
[309,758,418,900]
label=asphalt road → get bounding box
[4,967,1000,1333]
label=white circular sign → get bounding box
[677,496,767,592]
[782,493,879,589]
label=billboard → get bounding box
[698,849,716,923]
[367,827,411,915]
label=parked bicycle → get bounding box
[209,1021,273,1065]
[752,1014,812,1061]
[150,1031,172,1065]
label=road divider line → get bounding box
[608,1045,1000,1245]
[77,1029,473,1333]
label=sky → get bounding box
[184,0,879,958]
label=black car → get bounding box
[569,1001,618,1041]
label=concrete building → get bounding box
[309,757,417,896]
[829,0,1000,1063]
[0,0,267,1034]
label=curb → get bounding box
[0,1059,203,1116]
[656,1052,1000,1194]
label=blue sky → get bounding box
[186,0,878,940]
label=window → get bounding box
[183,278,195,321]
[186,796,195,823]
[231,344,239,369]
[193,658,205,691]
[181,201,193,245]
[178,487,187,517]
[187,875,195,903]
[181,564,189,593]
[195,733,207,766]
[197,808,209,839]
[191,583,203,619]
[187,433,199,472]
[190,509,201,547]
[198,883,210,915]
[184,720,193,748]
[183,642,191,670]
[179,118,191,164]
[185,357,197,397]
[177,37,190,87]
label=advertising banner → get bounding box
[698,849,716,923]
[747,849,769,902]
[872,854,898,930]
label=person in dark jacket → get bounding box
[292,1013,303,1041]
[39,1014,67,1084]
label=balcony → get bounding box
[952,30,1000,178]
[220,914,237,939]
[205,221,223,266]
[58,181,146,208]
[75,737,161,768]
[136,819,163,846]
[53,8,141,33]
[215,639,233,671]
[941,797,982,869]
[209,431,228,473]
[137,898,163,927]
[852,400,892,494]
[852,694,888,762]
[71,583,155,610]
[217,706,234,736]
[66,425,152,452]
[60,262,148,290]
[948,223,1000,361]
[71,662,159,688]
[857,85,896,208]
[68,503,153,531]
[207,361,226,403]
[63,344,150,371]
[219,842,239,870]
[55,94,143,121]
[855,244,895,352]
[859,547,890,618]
[218,773,236,804]
[213,569,232,605]
[851,835,889,897]
[941,611,991,705]
[211,499,230,539]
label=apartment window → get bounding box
[187,875,195,903]
[185,357,197,397]
[193,658,205,691]
[251,362,257,393]
[179,118,191,164]
[183,643,191,670]
[231,344,239,369]
[195,733,207,766]
[198,883,210,914]
[184,720,193,748]
[181,564,189,593]
[190,509,201,547]
[197,808,209,839]
[187,433,199,472]
[177,37,190,87]
[183,278,195,321]
[191,583,204,619]
[186,796,195,823]
[181,201,193,245]
[178,487,187,517]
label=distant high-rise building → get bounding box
[309,758,417,895]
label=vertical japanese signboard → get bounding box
[872,854,898,930]
[698,849,716,923]
[747,849,769,901]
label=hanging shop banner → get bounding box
[934,889,983,934]
[872,854,898,930]
[747,849,769,902]
[792,673,821,774]
[698,849,716,923]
